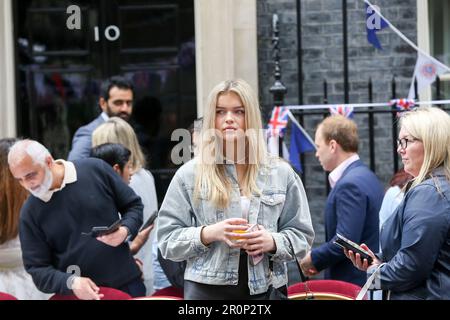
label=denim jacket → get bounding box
[157,157,314,295]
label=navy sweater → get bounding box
[19,158,143,295]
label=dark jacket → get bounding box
[379,168,450,300]
[311,160,384,286]
[68,114,105,161]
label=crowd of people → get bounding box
[0,76,449,300]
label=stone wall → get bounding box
[257,0,418,247]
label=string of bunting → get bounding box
[282,99,450,116]
[365,0,450,98]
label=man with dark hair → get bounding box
[300,115,383,287]
[68,76,134,161]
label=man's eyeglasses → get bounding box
[397,137,417,149]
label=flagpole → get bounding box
[364,0,450,73]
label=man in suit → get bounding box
[68,76,134,161]
[300,115,383,286]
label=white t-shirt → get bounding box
[130,168,159,295]
[240,196,251,221]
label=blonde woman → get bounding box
[92,117,159,296]
[157,79,314,300]
[346,107,450,300]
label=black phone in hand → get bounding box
[334,233,373,264]
[140,211,158,232]
[84,219,122,238]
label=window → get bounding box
[429,0,450,99]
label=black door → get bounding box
[14,0,196,205]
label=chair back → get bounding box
[0,292,18,300]
[131,295,183,300]
[288,280,365,300]
[49,287,132,300]
[151,286,183,299]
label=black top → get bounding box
[19,158,143,295]
[184,251,268,300]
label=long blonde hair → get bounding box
[0,138,29,244]
[400,107,450,188]
[92,117,146,171]
[194,79,267,208]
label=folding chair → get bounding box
[131,295,182,300]
[288,280,366,300]
[151,286,183,299]
[0,292,18,300]
[49,287,132,300]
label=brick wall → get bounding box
[257,0,418,248]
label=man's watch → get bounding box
[67,275,79,290]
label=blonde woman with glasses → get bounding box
[345,107,450,300]
[92,117,159,296]
[157,79,314,300]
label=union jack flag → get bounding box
[389,99,416,117]
[267,107,289,136]
[389,99,415,111]
[329,105,354,118]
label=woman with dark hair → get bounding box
[90,143,133,184]
[0,138,49,299]
[90,143,151,256]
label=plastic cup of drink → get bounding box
[230,229,247,240]
[230,224,257,241]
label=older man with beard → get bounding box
[8,139,144,300]
[68,76,134,161]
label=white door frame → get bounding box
[416,0,432,102]
[0,0,17,138]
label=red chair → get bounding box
[132,295,183,300]
[151,286,183,299]
[49,287,132,300]
[288,280,365,300]
[0,292,18,300]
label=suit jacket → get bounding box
[311,159,384,286]
[68,114,105,161]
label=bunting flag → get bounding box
[267,106,289,137]
[267,134,290,158]
[366,3,389,50]
[267,108,316,173]
[389,99,415,111]
[408,52,449,99]
[364,0,450,98]
[288,122,316,173]
[267,131,281,156]
[389,99,416,117]
[329,105,354,118]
